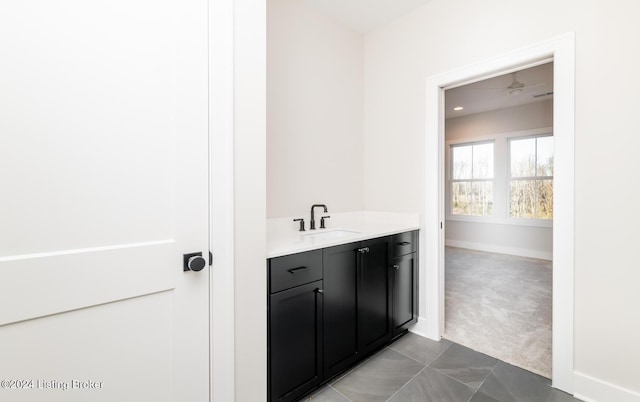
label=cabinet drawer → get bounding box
[392,231,417,257]
[269,250,323,293]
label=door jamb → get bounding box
[209,0,235,400]
[420,33,575,393]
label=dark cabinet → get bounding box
[391,231,418,334]
[323,243,359,378]
[269,251,323,402]
[270,249,323,293]
[357,238,392,354]
[392,253,417,333]
[322,236,392,378]
[268,231,418,402]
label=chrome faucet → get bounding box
[309,204,328,230]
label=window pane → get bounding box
[452,145,472,179]
[536,136,554,177]
[510,138,535,177]
[473,143,493,179]
[510,180,535,218]
[471,181,493,216]
[536,180,553,219]
[451,182,471,215]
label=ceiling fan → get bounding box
[476,72,546,96]
[506,73,526,95]
[505,72,548,96]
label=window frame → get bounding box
[507,134,554,222]
[448,140,495,218]
[445,128,553,228]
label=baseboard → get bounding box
[408,317,438,341]
[445,239,552,261]
[574,371,640,402]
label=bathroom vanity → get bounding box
[267,213,418,402]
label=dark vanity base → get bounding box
[267,231,418,402]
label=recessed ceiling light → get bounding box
[453,106,463,111]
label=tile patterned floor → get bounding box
[303,333,581,402]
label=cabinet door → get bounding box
[269,281,323,402]
[392,253,417,334]
[358,238,392,354]
[323,243,359,378]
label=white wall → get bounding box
[445,101,553,260]
[445,220,552,260]
[267,0,364,218]
[446,100,553,140]
[363,0,640,400]
[234,0,266,400]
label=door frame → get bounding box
[420,33,575,393]
[209,0,235,400]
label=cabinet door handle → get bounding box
[357,247,370,253]
[287,266,308,274]
[397,241,411,246]
[315,288,324,294]
[393,264,400,271]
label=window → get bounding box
[450,142,494,216]
[446,130,553,226]
[509,135,554,219]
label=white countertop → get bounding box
[267,211,420,258]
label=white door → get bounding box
[0,1,210,401]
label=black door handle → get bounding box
[287,266,308,274]
[184,252,206,272]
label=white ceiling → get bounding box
[445,63,554,119]
[303,0,432,34]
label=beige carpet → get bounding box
[444,246,552,378]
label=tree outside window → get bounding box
[509,136,554,219]
[451,142,494,216]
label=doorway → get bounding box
[421,34,575,393]
[442,64,554,378]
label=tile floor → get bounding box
[303,333,581,402]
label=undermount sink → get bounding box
[302,229,361,241]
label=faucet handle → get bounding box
[293,218,306,232]
[320,216,330,229]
